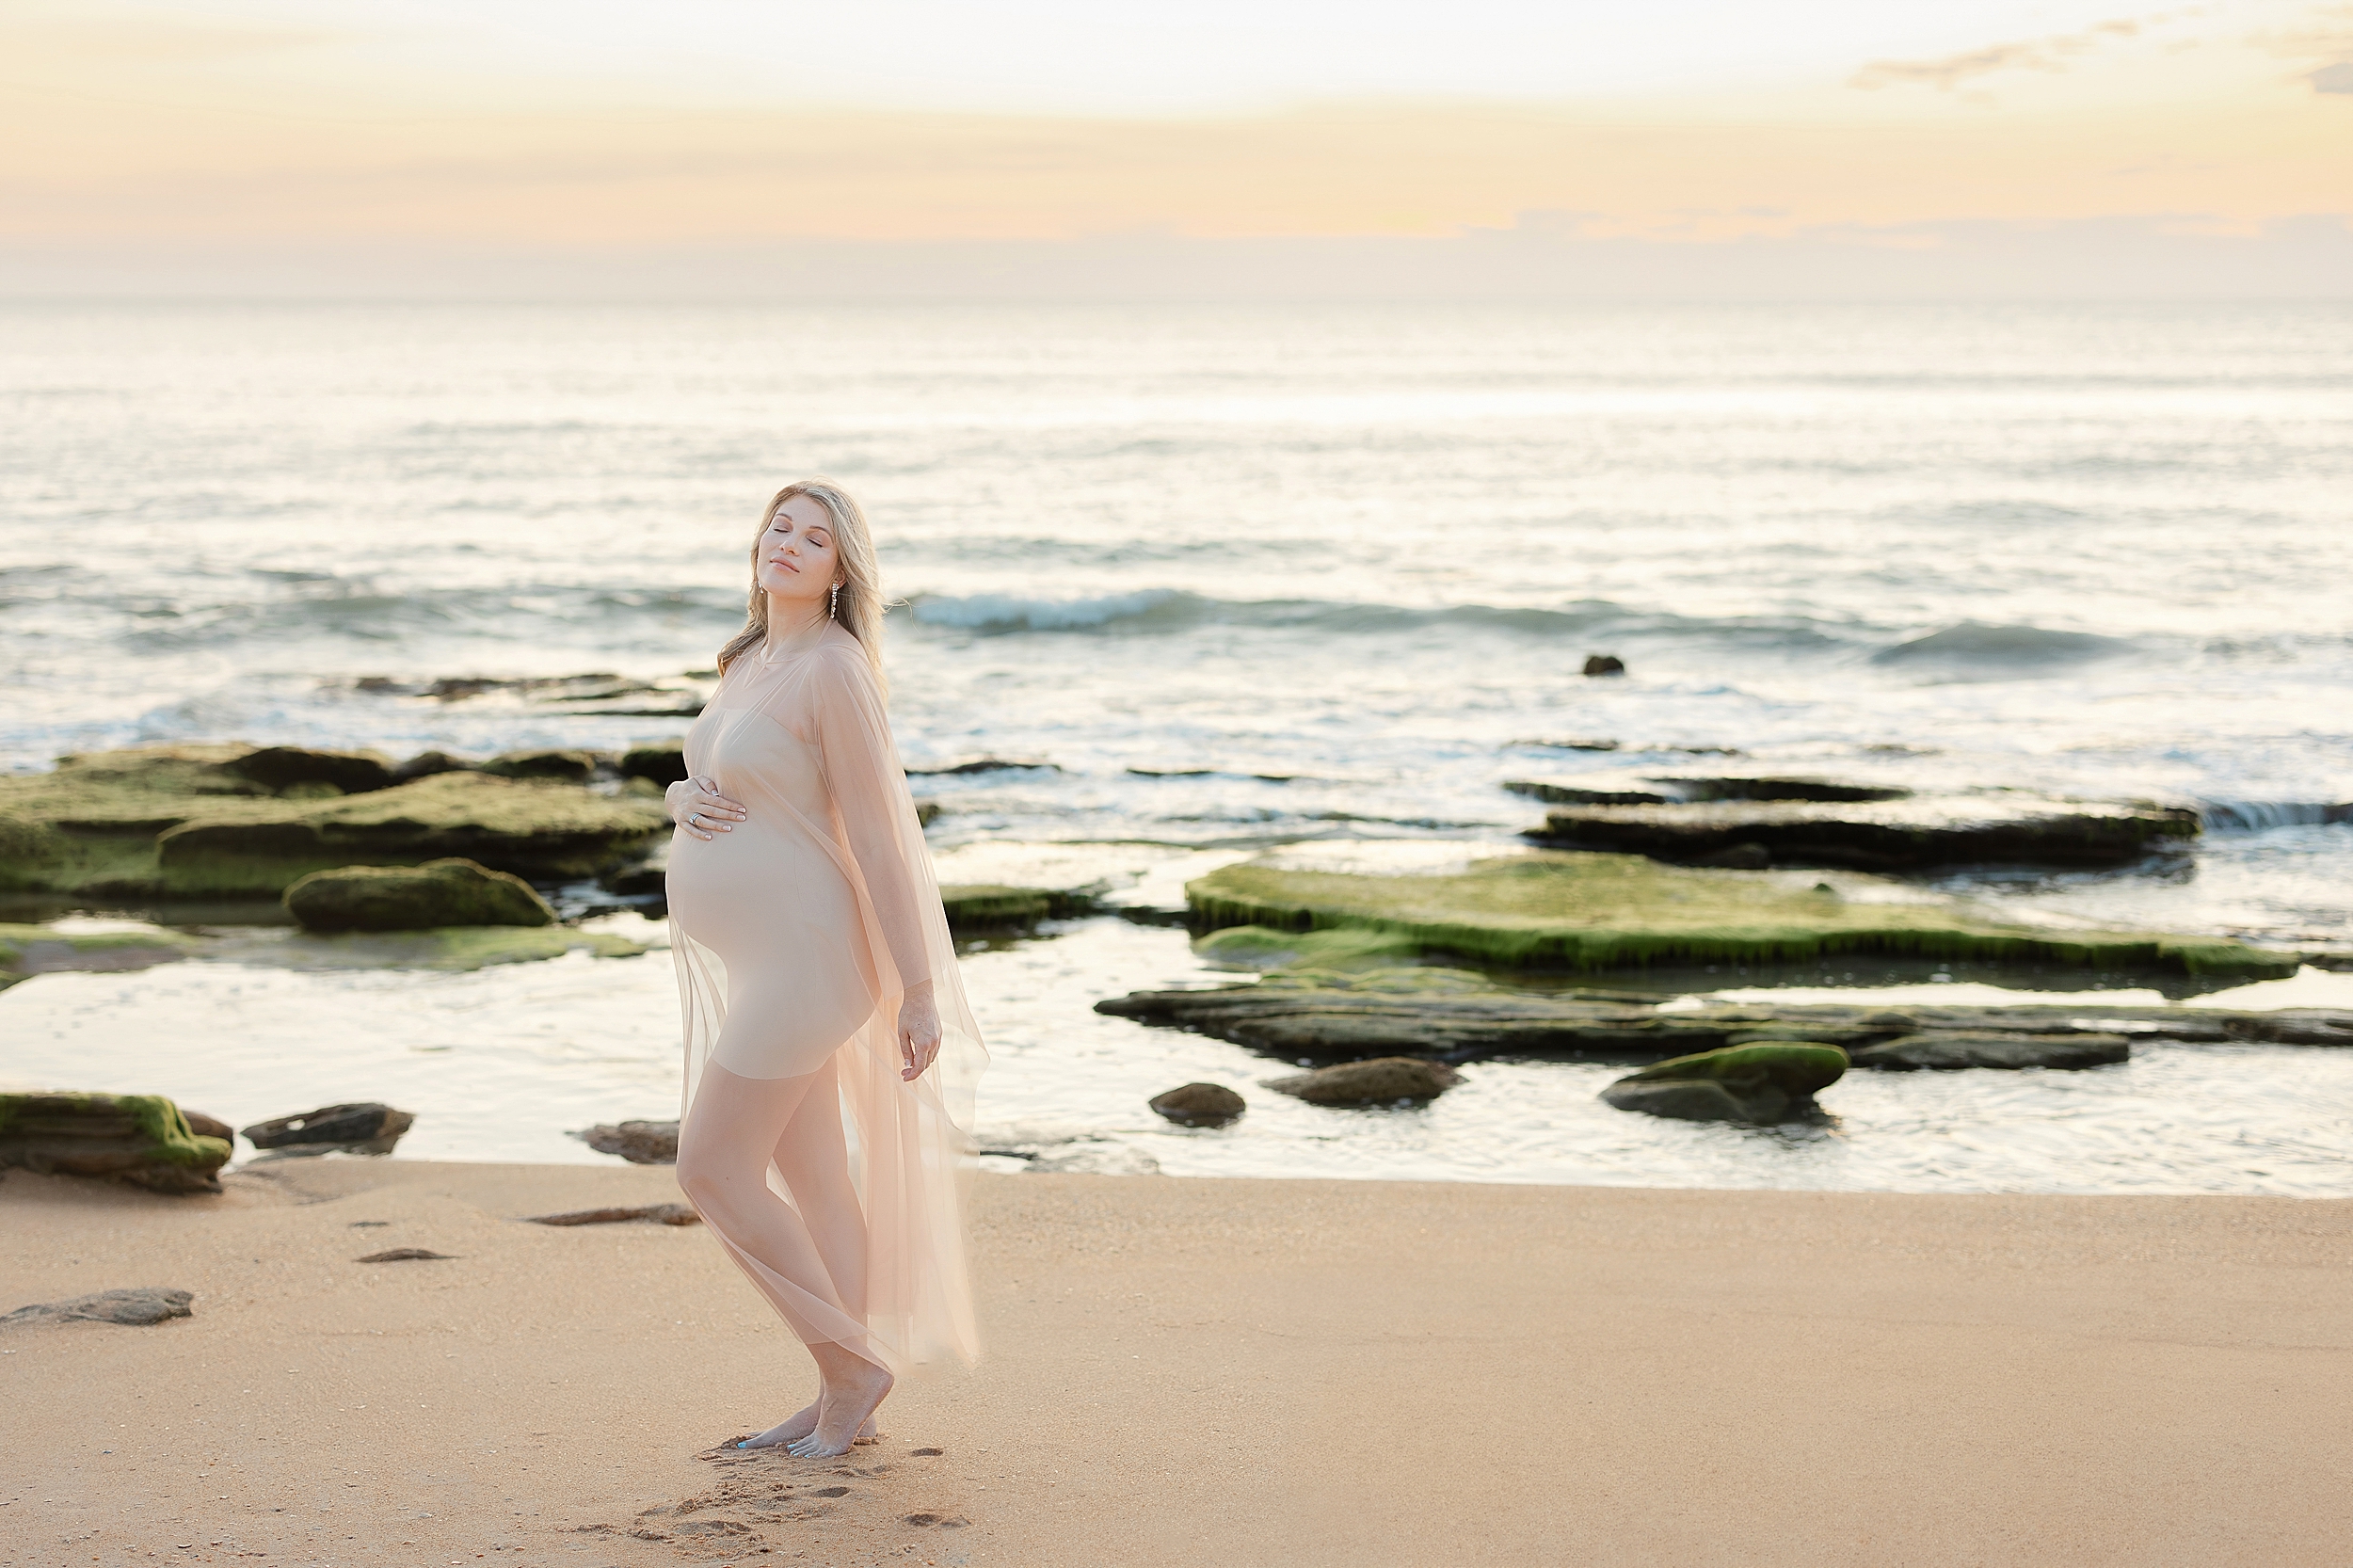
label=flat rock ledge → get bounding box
[1097,975,2353,1068]
[3,1287,194,1328]
[1852,1032,2132,1071]
[1523,793,2197,872]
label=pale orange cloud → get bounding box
[0,0,2345,292]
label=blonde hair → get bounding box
[715,479,889,694]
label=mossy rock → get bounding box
[939,884,1098,931]
[0,1092,232,1194]
[283,857,554,933]
[0,745,665,900]
[482,748,601,783]
[227,746,394,795]
[0,922,199,991]
[1601,1042,1849,1124]
[619,743,688,786]
[264,926,648,970]
[1186,853,2296,978]
[1193,924,1424,971]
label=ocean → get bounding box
[4,298,2350,1192]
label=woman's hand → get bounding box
[898,981,942,1081]
[666,775,745,840]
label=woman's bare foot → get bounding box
[785,1357,893,1458]
[738,1400,876,1450]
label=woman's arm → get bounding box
[810,648,942,1078]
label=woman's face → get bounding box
[755,494,841,608]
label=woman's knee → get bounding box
[674,1126,742,1210]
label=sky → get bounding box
[3,0,2349,296]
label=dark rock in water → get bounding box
[1599,1080,1755,1123]
[619,743,689,786]
[526,1203,700,1226]
[1852,1032,2131,1071]
[284,856,554,932]
[483,748,601,783]
[391,749,480,782]
[0,1093,232,1193]
[1526,794,2198,871]
[228,746,395,796]
[1505,780,1675,807]
[939,884,1098,931]
[600,842,669,898]
[1148,1083,1246,1128]
[1649,776,1912,805]
[905,759,1063,776]
[2,1287,194,1328]
[1582,655,1626,677]
[356,1248,454,1263]
[1689,841,1771,870]
[1600,1042,1848,1124]
[1102,972,2345,1064]
[1506,776,1910,809]
[1266,1057,1462,1107]
[181,1109,233,1142]
[241,1102,415,1155]
[581,1119,679,1164]
[916,801,943,828]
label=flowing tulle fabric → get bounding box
[665,627,984,1375]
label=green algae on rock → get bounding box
[284,857,555,933]
[0,1092,232,1193]
[938,884,1099,931]
[1599,1042,1849,1124]
[0,923,198,991]
[246,925,648,971]
[1185,852,2294,978]
[0,744,666,900]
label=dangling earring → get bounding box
[829,582,840,619]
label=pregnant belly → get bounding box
[664,823,861,953]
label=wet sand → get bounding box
[3,1160,2348,1566]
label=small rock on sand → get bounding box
[1265,1058,1463,1107]
[355,1248,455,1263]
[526,1204,700,1226]
[1147,1083,1246,1128]
[3,1287,194,1328]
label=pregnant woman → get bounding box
[664,479,984,1458]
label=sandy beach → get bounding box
[4,1161,2348,1567]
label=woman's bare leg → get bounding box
[769,1058,889,1454]
[737,1058,883,1449]
[676,1062,881,1453]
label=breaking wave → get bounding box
[1871,621,2137,671]
[904,590,1862,648]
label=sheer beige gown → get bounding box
[666,626,984,1376]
